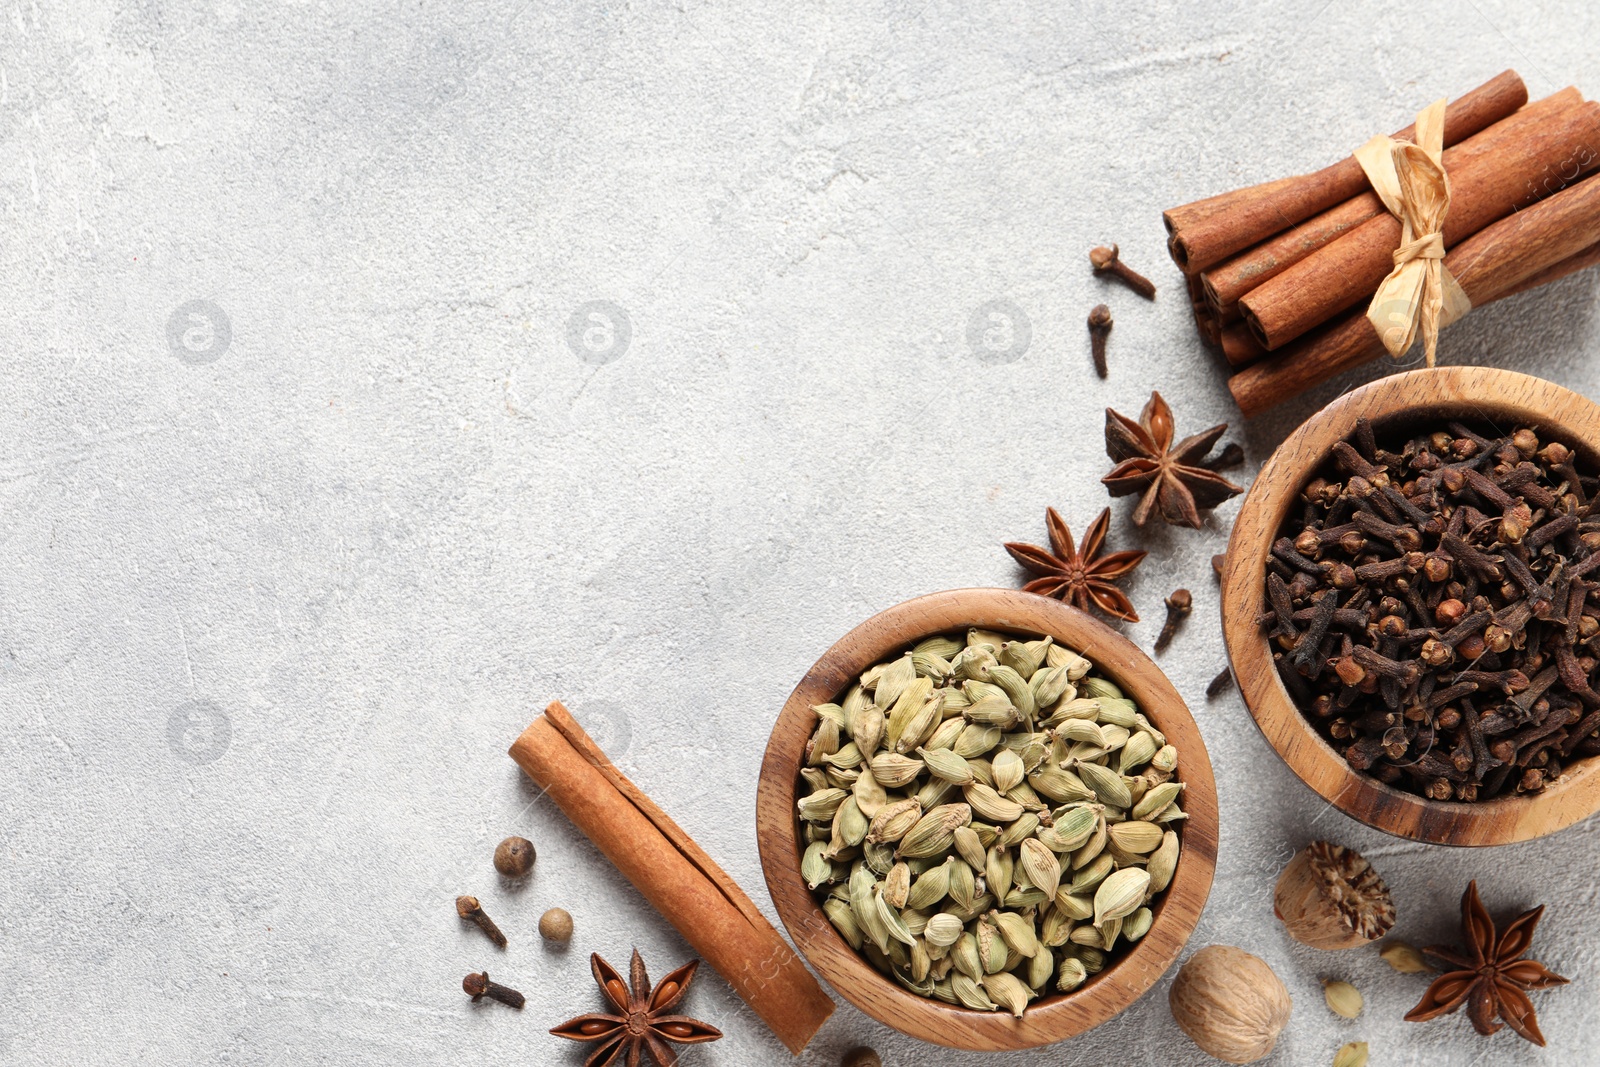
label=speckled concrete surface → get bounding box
[4,2,1600,1064]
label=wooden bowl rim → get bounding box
[1221,366,1600,847]
[756,588,1218,1050]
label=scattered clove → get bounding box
[1156,589,1193,652]
[1090,244,1157,299]
[1087,304,1113,378]
[456,895,507,948]
[1207,666,1234,700]
[463,971,525,1009]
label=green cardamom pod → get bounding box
[917,745,975,785]
[1018,838,1062,899]
[895,803,972,860]
[906,859,953,910]
[1146,829,1180,893]
[1118,731,1158,774]
[964,782,1024,823]
[995,812,1041,849]
[823,897,863,950]
[865,797,922,845]
[1052,890,1095,921]
[797,787,848,822]
[1107,819,1164,854]
[950,971,996,1011]
[981,971,1033,1018]
[1131,781,1184,821]
[868,752,924,789]
[1075,761,1133,809]
[1093,866,1151,924]
[991,748,1026,794]
[1056,956,1088,992]
[985,845,1014,902]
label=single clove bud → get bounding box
[456,895,507,948]
[1206,666,1234,700]
[463,971,525,1009]
[1087,304,1113,378]
[1089,244,1156,299]
[1155,589,1192,652]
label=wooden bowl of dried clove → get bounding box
[756,588,1218,1051]
[1222,366,1600,846]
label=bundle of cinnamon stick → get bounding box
[1164,71,1600,416]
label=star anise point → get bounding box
[1004,506,1146,621]
[1103,391,1243,529]
[552,950,723,1067]
[1405,881,1567,1047]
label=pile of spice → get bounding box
[796,629,1186,1016]
[1263,417,1600,800]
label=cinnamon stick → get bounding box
[1221,320,1266,368]
[1168,71,1527,274]
[1203,89,1581,310]
[1229,174,1600,416]
[1239,98,1600,349]
[1163,175,1303,235]
[509,701,835,1053]
[1187,272,1222,350]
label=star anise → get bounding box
[550,950,723,1066]
[1004,506,1147,621]
[1404,881,1568,1046]
[1102,391,1243,528]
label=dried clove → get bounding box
[1262,419,1600,801]
[1087,304,1113,378]
[463,971,525,1009]
[1156,589,1193,652]
[456,895,507,948]
[1089,244,1156,299]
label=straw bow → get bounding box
[1354,98,1473,365]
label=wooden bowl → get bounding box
[756,588,1218,1051]
[1222,366,1600,846]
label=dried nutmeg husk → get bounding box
[1169,945,1292,1064]
[1273,841,1394,950]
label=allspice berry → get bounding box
[1169,945,1292,1064]
[538,907,574,942]
[842,1049,881,1067]
[493,835,536,878]
[1273,841,1394,950]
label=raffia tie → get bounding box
[1353,98,1473,366]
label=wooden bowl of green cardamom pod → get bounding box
[755,588,1219,1051]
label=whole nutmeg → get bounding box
[494,835,536,878]
[538,907,574,942]
[1169,945,1292,1064]
[1273,841,1394,950]
[842,1049,881,1067]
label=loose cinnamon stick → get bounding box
[1168,70,1527,274]
[1239,98,1600,349]
[1203,89,1581,310]
[1229,175,1600,416]
[509,701,835,1054]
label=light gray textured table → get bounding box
[5,2,1599,1064]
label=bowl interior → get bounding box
[756,588,1217,1051]
[1222,366,1600,846]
